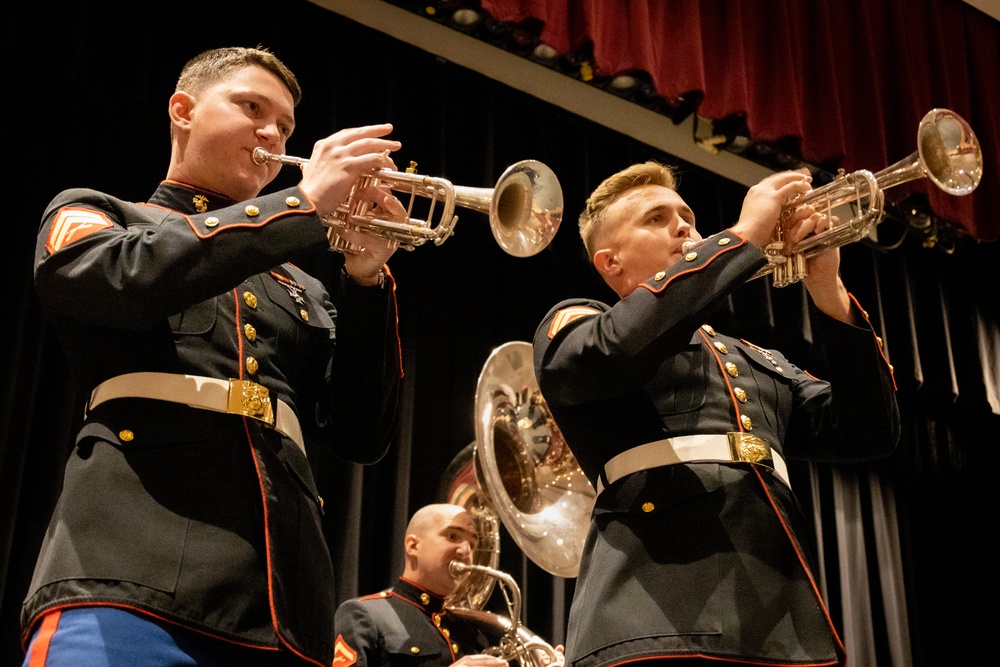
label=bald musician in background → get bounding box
[532,161,900,666]
[334,503,565,667]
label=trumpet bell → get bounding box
[914,108,982,196]
[454,160,563,258]
[474,341,595,578]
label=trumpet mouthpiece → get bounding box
[252,147,271,165]
[681,239,706,254]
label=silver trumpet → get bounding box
[683,108,982,287]
[253,147,563,257]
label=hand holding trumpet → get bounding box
[731,168,815,249]
[294,123,406,284]
[729,168,852,322]
[297,123,400,215]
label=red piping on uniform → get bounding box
[140,200,318,240]
[24,602,282,654]
[638,234,747,296]
[847,292,897,391]
[234,288,244,381]
[697,328,744,431]
[244,418,325,667]
[26,609,60,666]
[751,465,848,662]
[357,583,456,661]
[695,329,846,663]
[384,266,404,378]
[236,286,327,667]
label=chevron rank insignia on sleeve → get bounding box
[45,207,114,254]
[548,305,601,338]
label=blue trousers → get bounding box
[23,607,310,666]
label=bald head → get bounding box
[407,504,464,536]
[402,504,478,597]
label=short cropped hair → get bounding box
[176,46,302,106]
[579,161,678,260]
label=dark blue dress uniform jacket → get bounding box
[333,578,493,667]
[23,180,402,666]
[533,231,899,667]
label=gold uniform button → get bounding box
[299,309,309,321]
[741,414,754,430]
[442,629,450,638]
[245,204,260,217]
[701,324,716,336]
[285,196,301,208]
[734,387,748,403]
[717,237,732,245]
[421,593,431,606]
[452,643,459,653]
[317,495,324,511]
[641,502,655,513]
[684,251,698,262]
[410,647,420,654]
[244,323,257,341]
[775,366,785,375]
[204,216,220,228]
[653,271,666,281]
[118,429,134,442]
[246,357,259,375]
[243,291,258,309]
[725,362,739,377]
[713,341,728,354]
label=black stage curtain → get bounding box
[1,1,996,665]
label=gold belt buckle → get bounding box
[727,432,774,467]
[227,379,275,426]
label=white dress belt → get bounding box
[87,371,305,456]
[597,433,789,494]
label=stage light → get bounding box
[530,43,560,69]
[447,8,482,33]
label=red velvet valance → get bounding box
[482,0,1000,241]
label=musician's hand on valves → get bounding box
[340,185,408,286]
[450,653,507,667]
[731,168,814,248]
[796,210,853,323]
[298,123,401,219]
[544,644,566,667]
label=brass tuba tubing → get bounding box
[449,561,558,667]
[252,147,563,257]
[683,108,983,287]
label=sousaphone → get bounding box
[440,341,595,609]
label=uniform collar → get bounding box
[147,180,238,214]
[394,577,446,614]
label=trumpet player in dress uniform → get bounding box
[21,46,405,667]
[334,504,565,667]
[532,161,900,666]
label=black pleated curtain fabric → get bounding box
[1,1,996,666]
